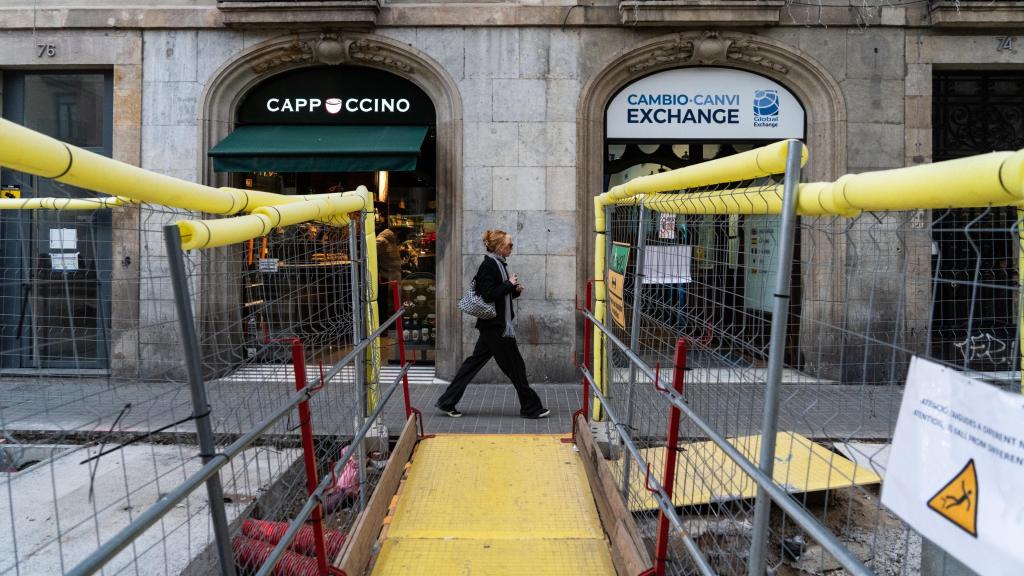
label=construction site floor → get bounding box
[371,434,616,575]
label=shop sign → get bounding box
[882,357,1024,576]
[237,65,435,126]
[606,67,804,140]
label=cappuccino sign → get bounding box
[264,97,411,114]
[238,65,435,126]
[607,67,804,140]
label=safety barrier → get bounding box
[579,139,1024,575]
[0,119,423,575]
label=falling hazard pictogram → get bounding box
[927,459,978,537]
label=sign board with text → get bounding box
[881,357,1024,576]
[606,67,805,140]
[237,65,435,126]
[607,243,630,328]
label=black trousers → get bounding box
[436,328,544,415]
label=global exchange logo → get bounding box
[752,89,780,128]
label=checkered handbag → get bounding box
[457,280,496,319]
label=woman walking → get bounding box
[435,230,549,419]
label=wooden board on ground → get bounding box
[614,431,883,511]
[575,415,652,576]
[335,416,418,575]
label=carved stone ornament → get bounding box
[346,38,414,74]
[628,35,694,73]
[250,35,416,74]
[693,31,729,65]
[627,31,790,75]
[251,40,315,74]
[727,38,790,75]
[315,33,346,66]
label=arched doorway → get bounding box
[576,31,846,370]
[603,66,807,363]
[198,33,465,377]
[210,65,438,363]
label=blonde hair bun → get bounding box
[482,229,509,253]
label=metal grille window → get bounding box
[932,71,1024,372]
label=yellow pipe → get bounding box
[0,118,336,216]
[0,196,129,210]
[177,192,363,250]
[613,150,1024,218]
[599,140,806,206]
[358,186,382,412]
[623,186,785,215]
[836,151,1024,213]
[592,196,607,421]
[0,119,246,214]
[177,214,274,251]
[1019,204,1024,394]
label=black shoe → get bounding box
[436,404,463,418]
[521,408,550,419]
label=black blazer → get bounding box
[473,256,520,331]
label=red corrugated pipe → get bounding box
[232,535,321,576]
[241,519,347,561]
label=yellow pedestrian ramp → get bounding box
[616,431,882,511]
[371,434,616,575]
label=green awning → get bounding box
[208,125,428,172]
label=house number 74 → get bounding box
[37,44,56,58]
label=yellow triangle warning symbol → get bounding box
[927,459,978,537]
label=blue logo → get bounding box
[753,89,780,117]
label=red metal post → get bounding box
[654,338,687,576]
[582,280,593,422]
[291,340,330,575]
[392,281,411,419]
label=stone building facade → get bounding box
[0,0,1022,381]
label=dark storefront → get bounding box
[209,66,439,363]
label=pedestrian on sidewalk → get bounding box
[435,229,549,419]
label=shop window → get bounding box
[23,74,106,148]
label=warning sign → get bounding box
[926,459,978,537]
[607,270,625,300]
[607,243,629,329]
[1,187,20,199]
[608,291,626,329]
[882,357,1024,576]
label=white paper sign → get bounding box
[258,258,279,273]
[642,245,692,284]
[49,252,79,271]
[882,357,1024,576]
[49,228,77,250]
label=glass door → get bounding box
[0,71,113,369]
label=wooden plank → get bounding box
[335,416,418,576]
[575,415,653,576]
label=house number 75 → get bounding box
[37,44,56,58]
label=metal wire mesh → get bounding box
[0,199,396,575]
[588,169,1021,574]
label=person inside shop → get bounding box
[376,228,403,320]
[376,229,403,285]
[435,229,549,419]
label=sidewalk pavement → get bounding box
[0,373,901,441]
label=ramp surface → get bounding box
[372,434,615,575]
[617,431,882,511]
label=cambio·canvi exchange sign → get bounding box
[606,67,805,140]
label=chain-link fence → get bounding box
[0,118,419,576]
[579,139,1024,575]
